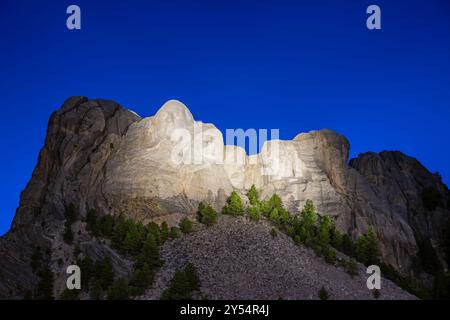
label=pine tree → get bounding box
[169,227,178,239]
[319,286,329,300]
[355,234,369,264]
[270,228,278,238]
[137,233,161,269]
[278,208,290,224]
[199,205,218,226]
[78,255,94,289]
[345,258,359,278]
[184,263,200,291]
[268,194,283,211]
[123,223,141,255]
[342,234,355,257]
[300,200,318,246]
[365,228,380,265]
[179,217,193,234]
[90,280,103,300]
[112,214,128,248]
[330,225,343,250]
[318,216,333,246]
[130,263,154,295]
[60,288,80,300]
[161,270,191,300]
[97,258,114,290]
[107,278,130,300]
[98,214,114,237]
[160,222,169,242]
[196,202,206,222]
[246,184,260,206]
[146,222,161,245]
[269,208,280,223]
[247,205,261,221]
[222,191,244,216]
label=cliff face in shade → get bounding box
[349,151,450,251]
[0,96,448,298]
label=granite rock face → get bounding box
[0,97,448,298]
[349,152,450,263]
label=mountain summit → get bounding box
[0,97,448,299]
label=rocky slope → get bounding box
[0,96,448,298]
[143,215,415,300]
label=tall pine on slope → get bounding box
[222,191,244,216]
[246,184,260,206]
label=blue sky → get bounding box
[1,0,449,235]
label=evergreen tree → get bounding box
[196,202,206,222]
[345,258,359,278]
[160,271,190,300]
[246,184,260,206]
[60,288,80,300]
[270,228,278,238]
[247,205,261,221]
[278,208,290,225]
[355,234,369,264]
[179,217,193,234]
[160,270,192,300]
[96,258,114,290]
[319,286,329,300]
[98,214,114,237]
[318,216,333,246]
[169,227,178,239]
[160,222,169,242]
[136,233,161,270]
[90,280,103,300]
[365,228,380,265]
[199,205,218,226]
[146,222,161,245]
[130,263,154,295]
[112,214,128,248]
[107,278,130,300]
[373,289,381,299]
[268,194,283,211]
[78,255,94,290]
[300,200,318,246]
[269,208,280,223]
[323,247,337,265]
[184,263,200,291]
[330,226,343,250]
[123,223,142,255]
[342,234,355,257]
[222,191,244,216]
